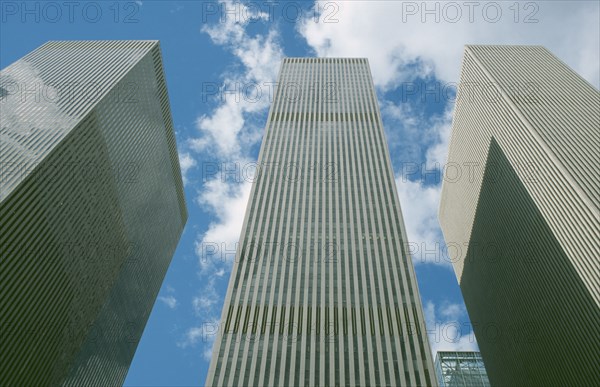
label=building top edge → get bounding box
[41,39,160,43]
[465,44,546,49]
[283,57,368,60]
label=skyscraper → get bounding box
[206,58,436,386]
[439,45,600,386]
[0,41,187,385]
[434,351,490,387]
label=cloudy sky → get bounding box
[1,1,598,385]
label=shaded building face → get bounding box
[439,45,600,386]
[0,40,187,386]
[206,58,436,386]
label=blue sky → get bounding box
[1,1,598,386]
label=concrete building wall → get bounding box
[206,57,436,386]
[0,41,187,386]
[439,45,600,386]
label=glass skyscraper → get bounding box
[0,41,187,385]
[434,351,490,387]
[439,45,600,386]
[206,58,436,386]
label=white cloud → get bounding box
[193,278,220,315]
[381,101,419,127]
[178,152,197,185]
[300,1,600,88]
[200,2,269,46]
[192,100,246,156]
[178,319,220,359]
[180,279,222,357]
[195,177,253,273]
[440,303,465,321]
[192,295,217,313]
[158,295,178,309]
[191,1,284,158]
[382,99,454,169]
[425,109,454,169]
[395,177,447,265]
[424,300,479,356]
[389,107,457,267]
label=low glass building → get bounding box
[435,351,490,387]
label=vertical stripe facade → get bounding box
[439,45,600,386]
[206,58,435,386]
[0,41,187,386]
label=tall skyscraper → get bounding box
[439,45,600,386]
[0,41,187,386]
[206,58,436,386]
[434,351,490,387]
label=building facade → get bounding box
[434,351,490,387]
[0,41,187,385]
[439,45,600,386]
[206,58,436,386]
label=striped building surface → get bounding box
[439,45,600,386]
[206,58,436,386]
[0,41,187,385]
